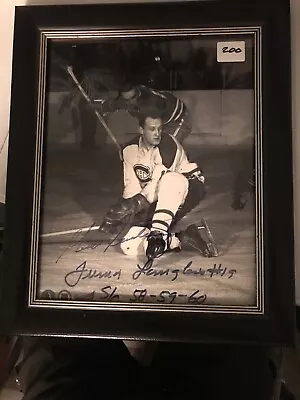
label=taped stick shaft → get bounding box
[41,225,100,238]
[66,66,123,161]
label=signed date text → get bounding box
[40,286,207,305]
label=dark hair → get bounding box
[138,108,162,128]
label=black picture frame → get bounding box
[0,0,295,345]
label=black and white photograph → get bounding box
[28,27,262,313]
[0,0,294,345]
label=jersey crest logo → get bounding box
[134,164,151,182]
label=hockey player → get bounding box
[99,109,214,261]
[94,84,191,144]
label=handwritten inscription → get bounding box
[132,260,236,281]
[64,261,121,288]
[40,286,207,305]
[222,46,242,54]
[55,223,106,263]
[49,223,238,308]
[130,288,206,305]
[55,223,149,263]
[217,41,245,63]
[63,260,236,288]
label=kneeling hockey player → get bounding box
[99,109,217,261]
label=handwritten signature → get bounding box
[64,261,121,288]
[132,260,236,281]
[63,260,236,288]
[55,223,148,263]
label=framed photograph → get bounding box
[0,0,295,344]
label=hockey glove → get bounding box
[99,194,149,236]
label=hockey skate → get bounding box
[145,219,218,260]
[146,231,169,261]
[177,219,219,258]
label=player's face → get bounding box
[141,117,162,147]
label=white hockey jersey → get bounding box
[122,134,198,203]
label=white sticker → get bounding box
[217,41,246,62]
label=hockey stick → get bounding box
[66,65,123,161]
[41,225,100,238]
[40,220,133,254]
[200,218,219,257]
[40,212,152,239]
